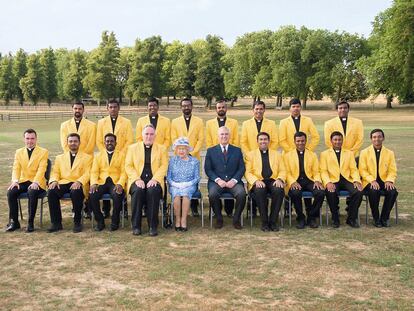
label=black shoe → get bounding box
[346,218,360,228]
[26,222,35,233]
[132,228,141,236]
[5,221,20,232]
[332,221,340,228]
[47,223,63,233]
[381,219,390,227]
[309,218,319,229]
[374,220,382,228]
[215,219,223,229]
[175,226,181,232]
[270,223,280,232]
[180,227,188,232]
[149,227,158,237]
[296,219,306,229]
[109,224,119,231]
[94,222,105,231]
[261,225,270,232]
[233,222,242,230]
[73,223,82,233]
[226,212,233,218]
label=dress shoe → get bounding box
[5,221,20,232]
[215,219,223,229]
[346,219,360,228]
[73,223,83,233]
[309,218,319,229]
[149,227,158,237]
[233,222,242,230]
[175,226,182,231]
[296,219,306,229]
[270,224,279,232]
[109,224,119,231]
[180,227,188,232]
[132,228,141,236]
[47,223,63,233]
[374,220,382,228]
[381,219,390,227]
[94,222,105,231]
[332,221,340,228]
[26,222,35,233]
[261,225,270,232]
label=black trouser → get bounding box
[251,179,284,227]
[130,183,162,230]
[89,180,125,227]
[48,183,84,225]
[325,176,362,222]
[208,183,246,224]
[289,179,325,221]
[364,181,398,222]
[7,181,44,224]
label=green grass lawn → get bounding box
[0,108,413,310]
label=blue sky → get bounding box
[0,0,392,54]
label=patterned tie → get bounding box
[223,146,228,161]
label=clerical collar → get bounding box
[27,147,34,151]
[75,118,82,122]
[292,116,300,120]
[184,115,191,120]
[112,117,117,121]
[341,117,347,121]
[334,149,341,153]
[260,149,268,154]
[71,153,77,157]
[255,118,262,123]
[374,146,382,152]
[151,115,158,119]
[297,150,304,155]
[144,144,152,149]
[107,150,114,154]
[218,118,226,121]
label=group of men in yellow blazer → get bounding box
[6,96,398,233]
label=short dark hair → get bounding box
[289,98,301,106]
[104,133,117,141]
[67,132,81,141]
[215,99,226,105]
[370,128,385,139]
[330,131,343,140]
[107,99,120,107]
[257,131,270,141]
[24,128,37,136]
[181,98,193,106]
[147,97,159,105]
[253,100,266,109]
[72,101,84,108]
[294,131,307,140]
[336,100,350,109]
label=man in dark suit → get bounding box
[205,126,246,229]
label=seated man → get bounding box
[320,131,363,228]
[245,132,286,232]
[359,129,398,227]
[89,133,126,231]
[6,129,48,232]
[284,132,325,229]
[205,126,246,229]
[47,133,93,233]
[125,124,168,237]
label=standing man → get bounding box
[136,97,171,148]
[359,129,398,227]
[89,133,126,231]
[205,126,246,229]
[279,98,319,153]
[60,101,96,155]
[244,132,286,232]
[240,100,278,155]
[171,98,204,216]
[206,99,239,148]
[47,133,93,233]
[125,124,168,237]
[6,129,48,232]
[284,132,325,229]
[324,100,363,157]
[320,131,363,228]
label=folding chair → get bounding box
[209,192,245,228]
[91,194,127,228]
[248,193,284,228]
[363,190,398,225]
[286,191,324,227]
[170,189,204,227]
[324,190,360,226]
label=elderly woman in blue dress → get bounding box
[167,137,200,231]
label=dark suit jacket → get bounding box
[204,144,245,189]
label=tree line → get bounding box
[0,0,412,109]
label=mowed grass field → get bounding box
[0,106,413,310]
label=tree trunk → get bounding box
[253,96,257,104]
[119,87,123,104]
[167,95,170,107]
[97,99,101,107]
[335,85,342,104]
[386,95,393,109]
[302,93,308,110]
[230,97,237,107]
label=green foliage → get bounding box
[161,40,185,99]
[0,55,15,104]
[19,54,43,105]
[170,44,196,98]
[117,47,134,103]
[39,47,57,105]
[64,49,87,101]
[55,49,70,100]
[12,49,27,105]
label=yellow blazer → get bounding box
[96,115,133,154]
[60,118,96,155]
[320,148,360,187]
[135,114,171,148]
[279,115,319,152]
[90,150,127,189]
[283,149,321,189]
[359,145,397,188]
[50,151,93,196]
[125,142,168,194]
[324,117,363,156]
[12,146,49,190]
[240,117,278,155]
[244,149,286,191]
[171,115,204,159]
[205,117,239,148]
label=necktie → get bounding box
[223,146,228,161]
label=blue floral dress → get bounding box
[167,155,200,199]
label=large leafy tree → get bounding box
[0,55,15,105]
[55,48,70,101]
[12,49,27,105]
[64,49,88,101]
[20,54,43,105]
[83,31,120,104]
[170,44,197,98]
[39,47,57,106]
[117,47,134,104]
[194,35,225,108]
[161,40,185,104]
